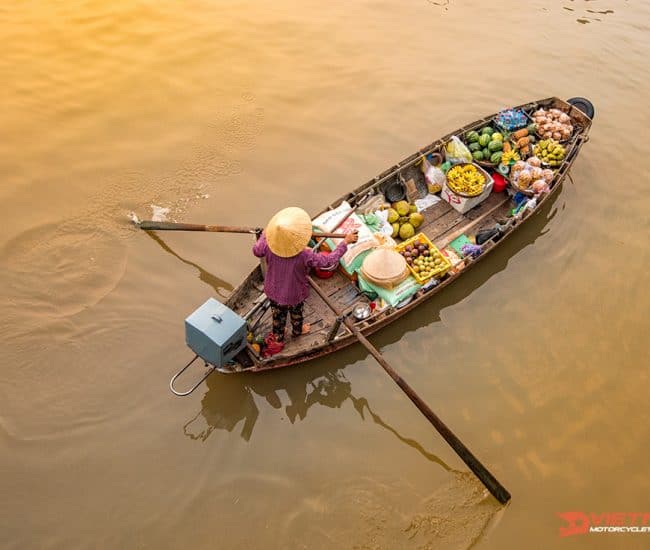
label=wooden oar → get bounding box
[137,220,346,239]
[308,276,511,504]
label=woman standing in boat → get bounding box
[253,207,357,354]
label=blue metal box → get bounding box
[185,298,247,368]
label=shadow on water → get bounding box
[171,186,562,466]
[144,230,234,299]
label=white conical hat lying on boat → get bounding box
[360,248,409,288]
[265,207,313,258]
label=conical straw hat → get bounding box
[265,207,313,258]
[360,248,408,288]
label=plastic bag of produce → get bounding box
[420,155,446,193]
[361,210,393,236]
[445,136,472,165]
[495,109,528,131]
[357,272,421,307]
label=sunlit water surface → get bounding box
[1,1,649,549]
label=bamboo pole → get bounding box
[137,220,346,239]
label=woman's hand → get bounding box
[344,231,359,244]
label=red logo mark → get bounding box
[557,511,590,537]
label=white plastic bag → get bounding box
[445,135,472,165]
[420,156,446,193]
[372,209,395,236]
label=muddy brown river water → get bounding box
[1,1,649,549]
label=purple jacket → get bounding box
[252,233,348,306]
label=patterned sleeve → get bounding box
[305,242,348,269]
[252,233,268,258]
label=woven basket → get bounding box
[475,158,497,169]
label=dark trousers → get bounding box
[270,301,304,341]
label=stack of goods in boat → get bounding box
[465,126,505,166]
[508,157,554,195]
[395,233,451,283]
[297,100,583,318]
[305,103,582,309]
[533,139,567,167]
[494,108,529,132]
[457,105,577,189]
[440,163,494,213]
[386,200,424,240]
[531,108,573,141]
[312,201,391,281]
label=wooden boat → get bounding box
[219,97,593,373]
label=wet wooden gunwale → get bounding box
[224,97,592,373]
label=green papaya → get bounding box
[393,200,410,216]
[466,130,480,143]
[399,223,415,240]
[481,126,495,136]
[472,150,484,161]
[409,212,424,228]
[478,134,491,147]
[488,140,504,152]
[490,151,503,164]
[468,142,481,152]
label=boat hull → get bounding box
[220,97,592,373]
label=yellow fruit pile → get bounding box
[386,200,423,240]
[446,164,486,197]
[533,139,566,167]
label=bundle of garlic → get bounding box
[532,108,573,141]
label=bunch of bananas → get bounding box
[501,149,521,166]
[447,164,486,197]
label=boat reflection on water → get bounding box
[182,364,358,443]
[183,358,454,471]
